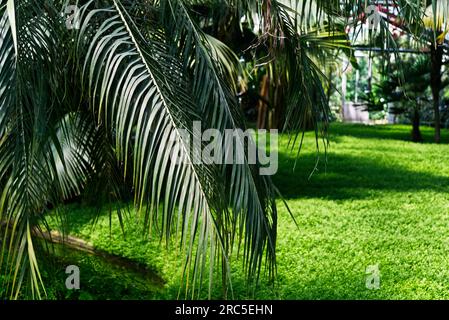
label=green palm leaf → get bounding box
[76,0,234,298]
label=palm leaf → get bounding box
[76,0,234,298]
[161,0,278,290]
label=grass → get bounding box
[43,123,449,299]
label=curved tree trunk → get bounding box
[430,44,443,144]
[0,220,165,285]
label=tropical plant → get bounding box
[360,56,433,142]
[359,0,449,142]
[0,0,324,299]
[0,0,446,300]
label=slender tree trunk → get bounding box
[430,44,443,143]
[257,75,270,129]
[367,57,373,92]
[326,68,333,106]
[341,65,347,121]
[411,106,422,143]
[272,78,284,130]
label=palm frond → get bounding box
[161,0,278,290]
[0,0,61,299]
[76,0,233,298]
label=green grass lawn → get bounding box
[44,123,449,299]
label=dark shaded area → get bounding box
[274,151,449,201]
[37,243,163,300]
[30,124,449,300]
[327,124,449,144]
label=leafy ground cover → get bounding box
[42,123,449,299]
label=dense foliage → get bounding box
[0,0,447,299]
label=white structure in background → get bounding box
[343,102,370,123]
[341,3,401,125]
[340,53,370,124]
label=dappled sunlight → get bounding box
[37,124,449,300]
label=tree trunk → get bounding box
[0,221,165,286]
[341,64,347,120]
[430,44,443,143]
[257,75,270,129]
[411,107,422,143]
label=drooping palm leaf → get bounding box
[75,0,235,298]
[160,0,278,290]
[0,0,69,298]
[0,0,445,300]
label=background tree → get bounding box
[365,0,449,142]
[361,56,431,142]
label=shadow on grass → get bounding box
[39,244,161,300]
[327,123,449,144]
[274,152,449,200]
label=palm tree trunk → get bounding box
[411,106,423,143]
[430,44,443,144]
